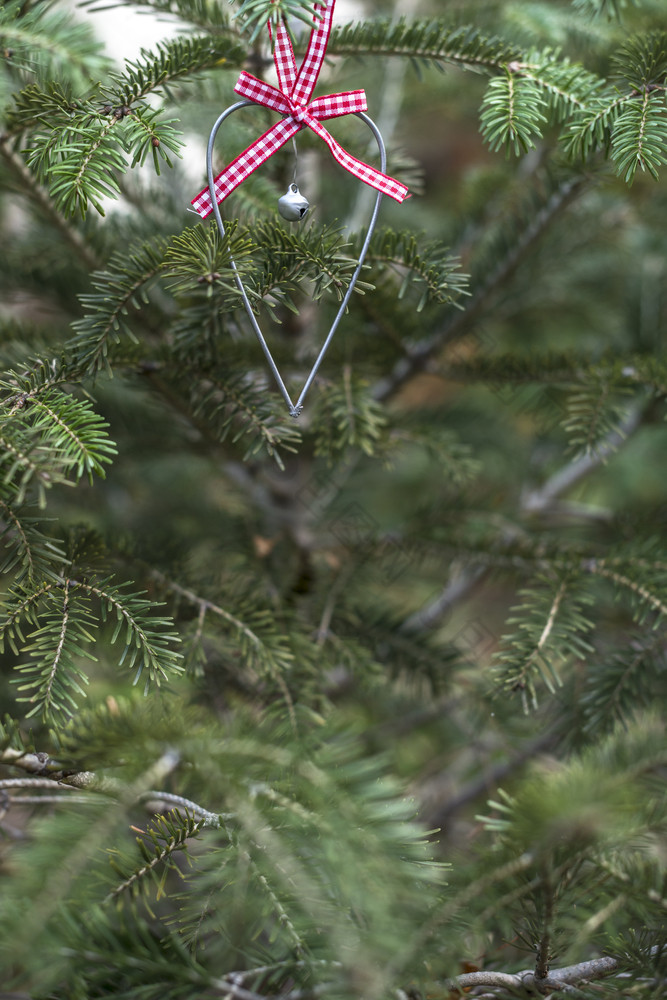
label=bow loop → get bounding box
[191,0,409,219]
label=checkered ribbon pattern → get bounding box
[191,0,409,219]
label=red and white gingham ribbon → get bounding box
[191,0,409,218]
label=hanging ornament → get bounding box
[277,138,310,221]
[190,0,409,416]
[278,182,310,221]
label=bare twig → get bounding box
[137,790,229,827]
[0,747,72,776]
[400,565,487,633]
[521,402,645,517]
[0,747,224,827]
[451,954,619,995]
[0,776,83,791]
[210,979,329,1000]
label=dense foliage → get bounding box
[0,0,666,996]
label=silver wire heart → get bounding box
[205,102,386,417]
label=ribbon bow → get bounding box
[191,0,409,218]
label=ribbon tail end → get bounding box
[190,196,214,220]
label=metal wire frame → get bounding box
[205,102,386,416]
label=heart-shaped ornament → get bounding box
[204,101,388,417]
[189,0,409,415]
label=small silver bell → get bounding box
[278,182,309,222]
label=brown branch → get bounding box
[535,863,555,985]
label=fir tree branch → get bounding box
[139,358,302,471]
[1,359,78,415]
[0,749,183,970]
[0,496,65,582]
[0,574,183,721]
[525,579,566,675]
[492,574,595,708]
[103,35,247,106]
[563,90,634,162]
[581,628,667,735]
[0,138,101,270]
[80,577,184,687]
[362,229,469,312]
[327,19,520,74]
[508,55,594,113]
[402,401,648,665]
[393,851,538,982]
[23,104,181,218]
[105,809,206,903]
[69,235,170,375]
[480,69,547,156]
[612,86,667,182]
[148,570,296,716]
[372,176,586,403]
[586,563,667,618]
[25,392,117,481]
[0,500,32,574]
[69,116,120,208]
[41,578,71,719]
[0,0,108,86]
